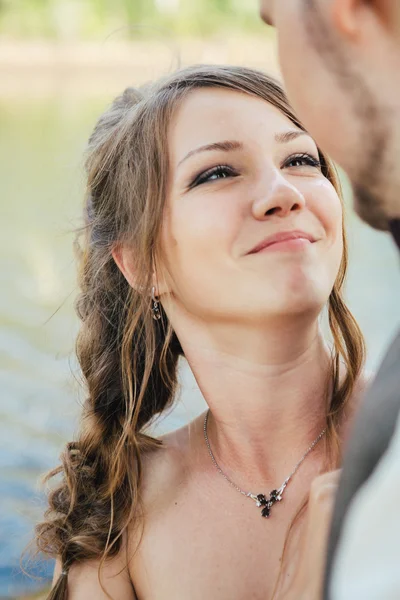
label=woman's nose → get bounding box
[252,172,306,220]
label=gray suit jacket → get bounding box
[324,222,400,598]
[323,331,400,598]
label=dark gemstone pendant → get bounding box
[256,493,268,507]
[254,487,284,517]
[269,489,280,506]
[261,505,271,518]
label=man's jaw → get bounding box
[353,177,400,231]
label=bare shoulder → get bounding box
[138,412,205,510]
[49,416,206,599]
[52,547,136,599]
[125,412,206,584]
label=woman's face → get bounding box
[159,87,343,325]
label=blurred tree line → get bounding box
[0,0,267,40]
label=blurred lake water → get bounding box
[1,43,400,597]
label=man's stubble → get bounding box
[302,0,393,231]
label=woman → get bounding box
[36,65,365,600]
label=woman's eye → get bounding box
[190,165,237,188]
[284,153,321,170]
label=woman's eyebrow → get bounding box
[176,131,311,169]
[275,130,310,144]
[177,140,243,168]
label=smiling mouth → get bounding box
[248,231,317,254]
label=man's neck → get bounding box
[389,219,400,250]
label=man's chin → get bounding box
[353,184,391,232]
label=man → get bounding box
[258,1,400,598]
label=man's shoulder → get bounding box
[324,330,400,597]
[333,329,400,509]
[359,330,400,423]
[374,329,400,378]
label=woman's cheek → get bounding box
[176,189,242,256]
[162,199,225,277]
[305,178,343,236]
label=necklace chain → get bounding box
[203,410,326,517]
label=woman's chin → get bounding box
[257,287,328,321]
[277,272,332,310]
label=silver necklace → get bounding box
[203,410,326,518]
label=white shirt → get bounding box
[331,410,400,599]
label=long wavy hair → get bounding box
[35,65,365,599]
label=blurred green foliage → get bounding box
[0,0,268,39]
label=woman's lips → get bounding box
[258,237,312,252]
[248,230,316,254]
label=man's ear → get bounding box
[329,0,362,38]
[330,0,400,38]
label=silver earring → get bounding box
[151,286,161,320]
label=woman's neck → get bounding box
[178,315,331,487]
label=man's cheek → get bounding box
[277,30,303,98]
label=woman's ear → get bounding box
[112,244,172,298]
[151,260,172,298]
[112,243,137,290]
